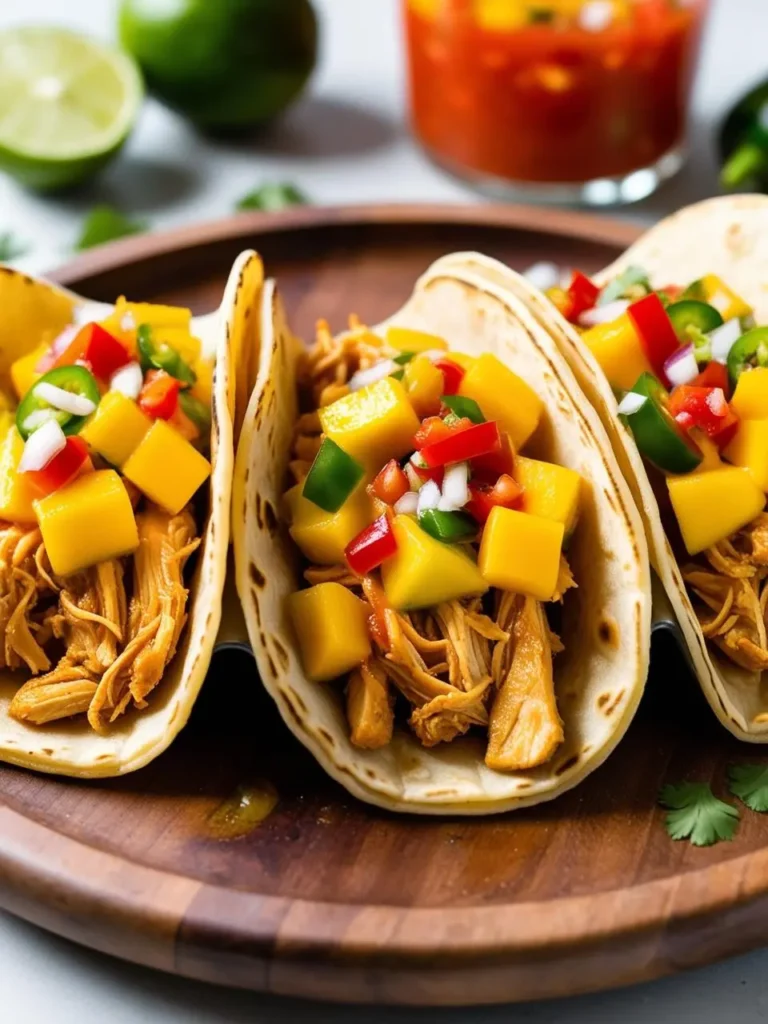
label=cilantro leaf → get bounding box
[658,783,739,847]
[728,764,768,812]
[0,232,28,262]
[236,183,307,213]
[75,206,147,251]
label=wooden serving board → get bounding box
[1,204,766,1006]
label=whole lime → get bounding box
[118,0,317,132]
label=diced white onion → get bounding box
[578,299,629,327]
[664,346,699,387]
[523,262,561,293]
[417,479,441,515]
[394,491,419,515]
[404,463,422,491]
[47,324,79,360]
[34,382,96,417]
[709,318,742,364]
[617,392,647,416]
[72,306,95,327]
[21,408,57,434]
[120,311,136,332]
[18,419,66,473]
[579,0,614,31]
[410,451,428,469]
[706,387,728,417]
[110,361,143,399]
[348,359,398,392]
[438,462,469,511]
[423,349,449,363]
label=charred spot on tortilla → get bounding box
[250,563,266,588]
[254,493,264,530]
[250,592,261,625]
[272,637,289,670]
[555,754,580,776]
[317,727,336,748]
[42,748,53,756]
[598,617,620,649]
[264,500,278,535]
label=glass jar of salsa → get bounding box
[403,0,710,205]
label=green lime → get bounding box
[118,0,317,132]
[0,27,142,192]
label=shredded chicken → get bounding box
[0,525,51,674]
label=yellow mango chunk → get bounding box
[478,507,564,601]
[0,428,37,524]
[319,377,420,470]
[385,325,447,354]
[288,583,371,681]
[402,354,443,418]
[113,298,191,331]
[459,353,543,449]
[123,420,211,515]
[446,352,475,371]
[381,515,487,610]
[667,466,765,555]
[286,483,372,565]
[724,420,768,492]
[10,342,49,401]
[191,357,213,407]
[700,275,752,322]
[731,367,768,421]
[0,410,13,444]
[582,314,653,393]
[693,432,723,474]
[514,455,581,533]
[35,470,139,577]
[81,392,151,467]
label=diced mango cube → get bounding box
[10,342,49,401]
[81,392,151,467]
[385,326,447,354]
[123,420,211,515]
[700,275,752,322]
[724,420,768,492]
[113,298,191,331]
[582,314,654,393]
[446,352,475,371]
[190,357,213,406]
[402,354,443,418]
[459,353,543,449]
[381,514,487,610]
[288,583,371,681]
[693,433,723,474]
[35,470,139,576]
[514,456,582,533]
[0,410,13,445]
[667,466,765,555]
[478,507,564,601]
[731,368,768,421]
[0,428,37,524]
[286,483,372,565]
[319,377,420,470]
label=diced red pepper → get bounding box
[53,323,131,381]
[421,420,501,468]
[692,360,730,397]
[566,270,600,320]
[371,459,409,505]
[667,385,739,448]
[433,358,465,396]
[138,369,181,420]
[345,514,397,575]
[627,293,679,385]
[471,431,515,482]
[25,436,90,496]
[466,474,524,524]
[413,415,472,449]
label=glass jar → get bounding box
[403,0,710,205]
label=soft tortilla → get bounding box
[233,263,651,814]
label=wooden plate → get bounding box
[1,204,766,1007]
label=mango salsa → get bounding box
[123,420,211,515]
[724,420,768,492]
[381,514,487,610]
[458,353,543,449]
[81,392,151,467]
[667,466,765,555]
[731,368,768,421]
[385,325,447,354]
[402,354,443,418]
[478,507,564,601]
[319,377,420,470]
[582,314,653,393]
[0,428,37,524]
[35,470,139,577]
[10,342,49,401]
[446,352,475,371]
[699,275,752,322]
[514,455,581,533]
[288,582,371,681]
[286,483,372,565]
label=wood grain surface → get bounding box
[1,204,765,1005]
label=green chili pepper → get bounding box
[726,327,768,387]
[666,300,723,344]
[622,372,702,475]
[441,394,485,424]
[16,365,100,440]
[178,391,211,437]
[302,438,364,513]
[393,352,415,366]
[137,324,197,387]
[418,509,476,543]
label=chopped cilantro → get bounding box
[728,764,768,812]
[75,206,147,251]
[236,183,307,213]
[659,782,739,847]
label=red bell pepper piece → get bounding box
[471,431,515,483]
[420,420,501,468]
[667,385,739,448]
[138,369,181,420]
[566,270,600,320]
[25,436,90,496]
[413,415,472,449]
[627,293,679,385]
[466,474,524,524]
[345,514,397,575]
[371,459,409,505]
[692,360,730,397]
[433,358,465,396]
[53,323,131,381]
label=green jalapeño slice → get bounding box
[620,372,702,475]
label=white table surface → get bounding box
[2,0,768,1020]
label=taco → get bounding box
[0,251,263,777]
[233,263,651,814]
[455,195,768,742]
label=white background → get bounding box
[3,0,768,1020]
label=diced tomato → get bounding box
[627,293,679,385]
[25,436,90,496]
[138,369,181,420]
[371,459,409,505]
[434,358,465,395]
[421,420,501,468]
[413,415,472,449]
[667,385,739,448]
[345,514,397,575]
[466,474,524,524]
[471,431,515,482]
[53,323,131,381]
[566,270,600,320]
[692,360,730,397]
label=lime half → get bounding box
[0,27,142,191]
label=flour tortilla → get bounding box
[440,195,768,741]
[0,251,264,776]
[233,263,651,814]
